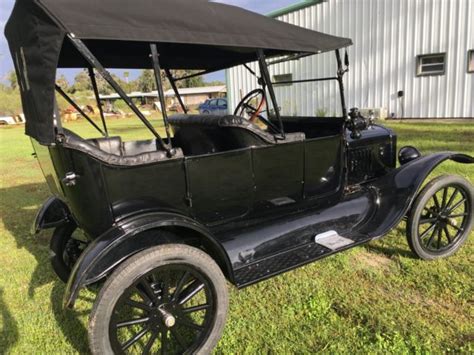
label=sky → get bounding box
[0,0,297,85]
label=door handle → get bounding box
[62,172,80,187]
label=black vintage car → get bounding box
[6,0,473,353]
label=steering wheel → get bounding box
[234,89,280,133]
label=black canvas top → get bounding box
[5,0,352,143]
[40,0,351,62]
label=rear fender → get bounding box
[31,197,72,235]
[360,152,473,238]
[64,212,232,309]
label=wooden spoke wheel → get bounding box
[89,244,228,354]
[407,175,473,260]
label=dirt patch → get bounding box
[352,250,393,271]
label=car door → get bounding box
[251,140,305,214]
[218,99,228,115]
[304,135,344,198]
[185,148,254,224]
[208,99,218,115]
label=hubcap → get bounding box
[158,306,176,328]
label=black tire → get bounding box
[50,223,81,283]
[89,244,229,355]
[407,175,473,260]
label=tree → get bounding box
[70,69,121,95]
[171,70,204,88]
[71,70,92,92]
[123,71,131,92]
[96,74,114,95]
[0,85,22,115]
[56,74,69,91]
[137,70,156,92]
[183,74,204,88]
[7,70,18,90]
[205,80,225,86]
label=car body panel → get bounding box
[103,158,189,220]
[62,150,473,307]
[304,134,344,198]
[186,149,254,223]
[252,141,305,210]
[30,115,473,310]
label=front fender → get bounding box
[360,152,473,238]
[64,212,232,309]
[31,197,72,235]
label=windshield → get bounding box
[271,80,342,118]
[228,51,344,119]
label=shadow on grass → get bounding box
[365,226,416,259]
[0,288,19,351]
[51,282,90,354]
[365,244,414,259]
[0,182,91,352]
[0,182,55,297]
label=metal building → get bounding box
[227,0,474,119]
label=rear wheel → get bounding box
[88,244,229,354]
[407,175,473,260]
[50,223,87,282]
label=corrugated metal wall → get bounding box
[228,0,474,118]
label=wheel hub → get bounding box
[437,212,458,228]
[150,304,176,328]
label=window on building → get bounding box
[273,73,293,86]
[468,50,474,73]
[416,53,446,76]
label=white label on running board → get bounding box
[314,230,354,250]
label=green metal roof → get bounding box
[268,0,325,18]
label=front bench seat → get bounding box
[60,129,183,166]
[169,114,305,156]
[174,128,221,156]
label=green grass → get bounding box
[0,118,473,354]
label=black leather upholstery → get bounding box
[123,139,159,156]
[275,116,344,139]
[169,114,244,127]
[169,114,305,156]
[89,136,123,155]
[61,129,183,166]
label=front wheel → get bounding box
[407,175,473,260]
[88,244,229,354]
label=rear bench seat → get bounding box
[61,129,183,166]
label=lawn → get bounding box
[0,118,473,354]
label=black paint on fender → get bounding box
[31,196,72,234]
[64,212,232,308]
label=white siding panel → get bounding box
[228,0,474,118]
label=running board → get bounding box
[234,233,371,288]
